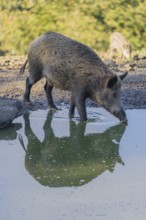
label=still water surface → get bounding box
[0,107,146,220]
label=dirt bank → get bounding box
[0,56,146,110]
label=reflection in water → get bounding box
[0,123,22,140]
[19,111,126,187]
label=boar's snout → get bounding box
[113,109,127,123]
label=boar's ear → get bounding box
[119,72,128,80]
[106,75,118,89]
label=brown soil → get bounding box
[0,56,146,109]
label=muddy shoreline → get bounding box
[0,56,146,127]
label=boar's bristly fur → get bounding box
[21,31,127,122]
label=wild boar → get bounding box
[20,31,128,122]
[110,32,132,59]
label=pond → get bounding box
[0,107,146,220]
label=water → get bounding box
[0,107,146,220]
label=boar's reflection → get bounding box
[19,111,126,187]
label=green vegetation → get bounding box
[0,0,146,55]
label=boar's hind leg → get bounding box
[24,65,42,102]
[24,75,42,102]
[44,81,57,109]
[24,77,33,102]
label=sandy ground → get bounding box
[0,56,146,109]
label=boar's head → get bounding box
[96,72,128,122]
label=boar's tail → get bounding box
[20,60,28,75]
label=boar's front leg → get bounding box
[76,97,87,121]
[69,91,87,121]
[69,95,76,117]
[44,81,58,109]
